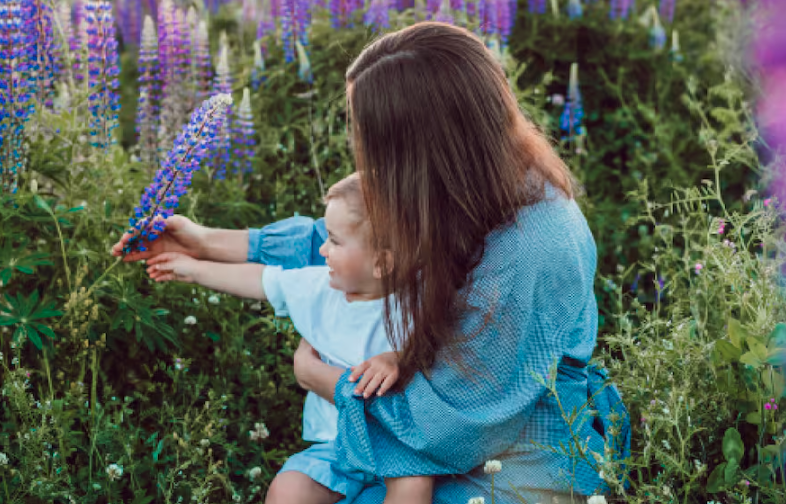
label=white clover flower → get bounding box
[468,498,485,504]
[248,466,262,480]
[0,452,8,465]
[106,463,123,481]
[199,438,210,448]
[587,496,608,504]
[184,316,197,325]
[249,422,269,442]
[483,460,501,474]
[208,295,220,305]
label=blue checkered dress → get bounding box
[249,193,630,504]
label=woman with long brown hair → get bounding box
[113,22,629,504]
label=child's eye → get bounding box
[330,237,339,245]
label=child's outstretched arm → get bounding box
[146,252,267,301]
[348,352,400,398]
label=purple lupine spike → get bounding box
[85,0,121,150]
[157,0,190,148]
[281,0,311,63]
[559,63,584,138]
[29,0,59,108]
[365,0,391,30]
[477,0,499,37]
[434,0,454,23]
[528,0,546,14]
[0,0,37,194]
[609,0,635,20]
[208,39,233,181]
[251,41,266,91]
[426,0,440,18]
[256,0,276,55]
[193,19,212,102]
[54,0,75,85]
[567,0,583,20]
[70,2,88,85]
[330,0,359,29]
[125,94,233,254]
[232,88,255,176]
[136,15,159,168]
[659,0,675,24]
[496,0,512,44]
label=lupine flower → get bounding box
[560,63,584,138]
[136,15,159,167]
[85,0,121,149]
[157,0,184,148]
[528,0,546,15]
[496,0,513,44]
[649,13,666,51]
[251,41,267,91]
[296,40,313,84]
[232,88,255,176]
[207,38,233,181]
[29,0,59,108]
[330,0,361,30]
[669,29,683,62]
[115,0,142,47]
[434,0,454,24]
[659,0,675,24]
[609,0,634,20]
[53,0,76,85]
[256,0,276,55]
[567,0,583,20]
[0,0,37,194]
[281,0,311,64]
[364,0,391,31]
[124,94,233,254]
[477,0,498,38]
[192,19,212,102]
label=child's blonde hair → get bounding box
[323,172,368,228]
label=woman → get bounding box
[114,22,629,504]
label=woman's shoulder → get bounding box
[483,189,596,275]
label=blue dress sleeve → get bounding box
[247,215,327,268]
[332,198,611,485]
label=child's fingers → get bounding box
[349,361,370,383]
[377,373,398,396]
[353,369,375,396]
[154,273,176,282]
[362,372,386,398]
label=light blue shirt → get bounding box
[262,265,393,442]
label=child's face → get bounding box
[319,199,381,299]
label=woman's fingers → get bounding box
[349,361,370,383]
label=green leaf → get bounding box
[26,325,42,350]
[722,428,744,462]
[769,323,786,348]
[751,341,769,362]
[707,463,726,493]
[715,340,742,361]
[152,439,165,462]
[745,411,762,425]
[724,457,740,484]
[740,351,763,368]
[35,324,57,341]
[729,318,746,348]
[33,195,52,213]
[206,331,220,342]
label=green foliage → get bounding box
[1,1,783,503]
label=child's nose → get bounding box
[318,241,328,258]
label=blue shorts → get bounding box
[279,441,378,502]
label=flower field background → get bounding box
[1,0,785,503]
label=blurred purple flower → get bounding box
[567,0,583,20]
[136,15,159,167]
[659,0,676,24]
[85,0,121,149]
[232,88,256,176]
[528,0,546,14]
[610,0,635,20]
[125,94,233,253]
[365,0,391,30]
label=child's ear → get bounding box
[373,250,394,279]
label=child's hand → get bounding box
[348,352,400,398]
[145,252,203,284]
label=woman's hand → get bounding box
[293,339,344,404]
[145,252,204,284]
[111,215,207,263]
[349,352,400,398]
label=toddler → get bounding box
[145,173,433,504]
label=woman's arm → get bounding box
[294,339,344,404]
[247,216,327,267]
[200,228,250,263]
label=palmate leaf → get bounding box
[0,291,63,350]
[0,238,53,286]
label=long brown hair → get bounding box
[346,22,576,387]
